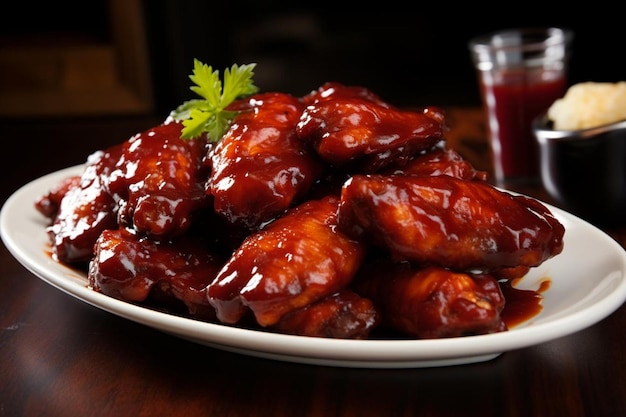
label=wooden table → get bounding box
[1,110,625,417]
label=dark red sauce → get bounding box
[500,277,551,328]
[480,69,566,180]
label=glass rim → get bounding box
[469,27,574,53]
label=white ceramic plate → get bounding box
[2,165,626,368]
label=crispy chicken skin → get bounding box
[89,227,223,320]
[207,195,367,327]
[337,174,565,272]
[208,92,324,231]
[354,259,507,339]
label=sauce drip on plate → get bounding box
[500,278,551,328]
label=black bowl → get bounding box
[533,113,626,227]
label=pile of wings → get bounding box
[35,83,565,340]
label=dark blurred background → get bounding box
[0,0,624,229]
[1,0,624,121]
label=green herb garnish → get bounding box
[171,60,259,141]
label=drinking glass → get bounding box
[469,27,573,185]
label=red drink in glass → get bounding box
[480,68,567,182]
[469,27,573,185]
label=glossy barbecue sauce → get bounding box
[499,277,551,328]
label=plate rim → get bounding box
[2,164,626,368]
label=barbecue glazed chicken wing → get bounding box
[45,145,124,263]
[108,121,210,239]
[89,227,223,320]
[272,289,380,339]
[354,259,507,339]
[296,95,445,172]
[338,174,565,272]
[207,195,367,327]
[43,121,210,264]
[208,92,324,231]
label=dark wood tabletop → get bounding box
[1,110,625,417]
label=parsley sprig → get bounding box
[171,60,259,142]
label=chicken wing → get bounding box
[354,259,507,339]
[338,174,565,272]
[47,121,210,262]
[46,145,123,263]
[207,195,366,327]
[108,121,211,239]
[271,289,380,339]
[89,227,224,320]
[296,96,445,172]
[208,92,324,231]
